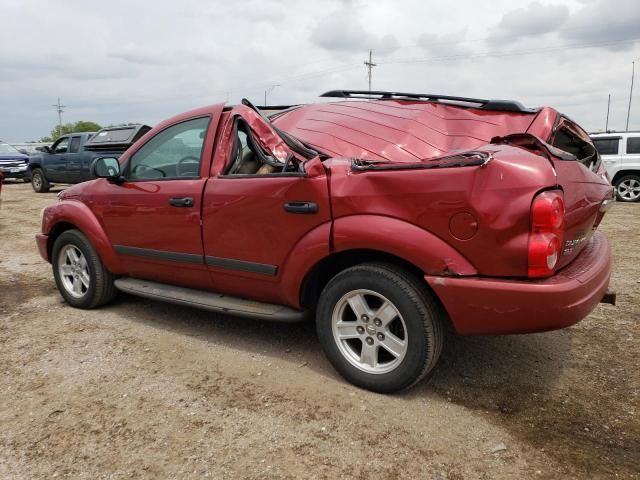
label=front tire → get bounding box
[52,229,117,309]
[316,263,444,393]
[31,168,50,193]
[615,174,640,202]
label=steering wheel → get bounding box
[132,163,167,178]
[177,156,200,177]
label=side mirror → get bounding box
[36,146,51,153]
[92,157,123,183]
[18,148,29,155]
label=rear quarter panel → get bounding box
[327,146,558,277]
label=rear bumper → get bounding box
[36,233,49,262]
[426,232,612,335]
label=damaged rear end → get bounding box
[275,92,615,335]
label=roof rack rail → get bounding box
[319,90,538,113]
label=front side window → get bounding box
[626,137,640,154]
[126,117,210,180]
[69,136,81,153]
[593,138,620,155]
[53,137,69,154]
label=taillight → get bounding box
[528,190,564,278]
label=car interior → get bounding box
[226,118,301,175]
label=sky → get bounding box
[1,0,639,141]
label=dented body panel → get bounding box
[36,96,614,335]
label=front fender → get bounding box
[332,215,477,276]
[41,199,124,273]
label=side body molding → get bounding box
[331,215,478,277]
[41,200,125,274]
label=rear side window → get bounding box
[626,137,640,154]
[69,136,81,153]
[592,138,620,155]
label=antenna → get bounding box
[52,97,66,131]
[364,50,376,94]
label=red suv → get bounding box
[36,91,615,392]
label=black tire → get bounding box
[614,174,640,203]
[316,262,444,393]
[51,229,117,309]
[31,168,50,193]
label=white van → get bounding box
[590,132,640,202]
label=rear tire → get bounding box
[316,262,444,393]
[614,174,640,202]
[31,169,50,193]
[52,229,117,309]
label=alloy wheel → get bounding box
[331,289,408,374]
[57,245,90,298]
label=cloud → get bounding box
[416,30,473,58]
[487,2,569,46]
[560,0,640,47]
[309,5,399,54]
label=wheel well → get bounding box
[47,222,77,260]
[612,170,640,184]
[299,249,426,309]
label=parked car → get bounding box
[28,125,151,193]
[590,131,640,202]
[36,91,615,393]
[0,140,30,182]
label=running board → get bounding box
[114,278,307,322]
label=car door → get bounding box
[45,136,70,182]
[201,107,332,305]
[64,135,83,183]
[97,115,217,289]
[592,136,621,179]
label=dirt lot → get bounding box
[0,181,638,479]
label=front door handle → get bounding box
[169,197,194,207]
[283,201,318,214]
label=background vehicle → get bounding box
[28,124,150,193]
[36,91,614,393]
[590,131,640,202]
[0,141,30,182]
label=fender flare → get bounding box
[331,215,477,276]
[278,221,332,308]
[42,200,124,273]
[279,215,477,308]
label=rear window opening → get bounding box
[550,120,598,170]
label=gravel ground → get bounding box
[0,181,638,479]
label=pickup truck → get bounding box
[28,125,150,193]
[36,91,615,393]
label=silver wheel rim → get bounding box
[618,178,640,201]
[57,245,90,298]
[33,174,41,189]
[331,289,408,375]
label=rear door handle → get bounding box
[283,201,318,214]
[169,197,194,207]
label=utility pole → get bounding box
[605,94,611,131]
[364,50,376,94]
[626,61,635,131]
[52,97,66,132]
[264,84,280,105]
